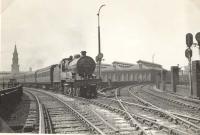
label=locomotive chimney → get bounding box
[81,51,87,56]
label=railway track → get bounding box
[124,85,200,133]
[100,85,200,133]
[145,85,200,110]
[127,85,200,121]
[22,86,200,135]
[24,87,143,134]
[22,91,40,133]
[26,91,55,133]
[25,89,107,134]
[81,97,199,134]
[166,92,200,105]
[129,85,200,119]
[97,94,200,129]
[97,89,200,134]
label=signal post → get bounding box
[185,32,200,97]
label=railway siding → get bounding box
[126,85,200,134]
[96,85,200,134]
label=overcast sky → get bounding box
[1,0,200,71]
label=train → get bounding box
[0,51,101,98]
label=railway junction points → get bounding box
[0,42,200,135]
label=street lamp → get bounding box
[96,4,106,79]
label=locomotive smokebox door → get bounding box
[77,56,96,77]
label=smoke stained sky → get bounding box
[1,0,200,71]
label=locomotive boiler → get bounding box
[64,51,101,98]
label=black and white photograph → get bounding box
[0,0,200,134]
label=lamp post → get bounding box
[96,4,106,79]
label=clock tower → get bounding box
[11,45,19,74]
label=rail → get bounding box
[24,90,46,134]
[128,85,200,133]
[81,92,188,135]
[115,88,150,135]
[51,94,106,135]
[27,88,107,135]
[42,104,53,133]
[34,95,45,134]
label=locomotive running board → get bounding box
[67,79,101,87]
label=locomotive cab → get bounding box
[59,57,73,90]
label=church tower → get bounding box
[11,45,19,74]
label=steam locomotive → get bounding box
[0,51,101,98]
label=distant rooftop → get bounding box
[137,60,162,68]
[112,61,136,66]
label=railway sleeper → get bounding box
[158,125,165,131]
[159,127,169,134]
[182,123,191,129]
[129,121,137,128]
[190,119,200,124]
[23,124,35,133]
[172,119,178,124]
[124,115,130,121]
[189,127,200,133]
[169,129,187,135]
[156,112,163,117]
[144,121,153,126]
[153,124,163,130]
[136,118,144,124]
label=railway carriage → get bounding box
[24,71,36,87]
[36,65,56,89]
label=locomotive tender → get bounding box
[0,51,101,98]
